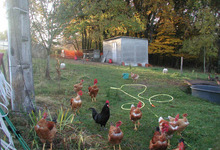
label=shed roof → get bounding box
[103,36,148,41]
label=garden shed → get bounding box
[103,36,148,66]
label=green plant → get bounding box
[170,72,181,78]
[56,106,74,132]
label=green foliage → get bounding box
[56,107,75,132]
[180,5,219,72]
[181,6,218,55]
[170,72,181,78]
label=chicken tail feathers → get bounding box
[89,108,98,119]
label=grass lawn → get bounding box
[7,58,220,150]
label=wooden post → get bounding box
[203,47,206,73]
[7,0,35,113]
[180,57,183,75]
[0,53,7,80]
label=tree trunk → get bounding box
[95,41,98,49]
[99,38,102,51]
[84,29,87,49]
[45,52,51,79]
[75,39,79,50]
[82,32,85,50]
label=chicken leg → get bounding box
[113,145,116,150]
[49,143,53,150]
[134,122,137,131]
[42,143,45,150]
[119,144,122,150]
[167,139,171,148]
[137,120,140,127]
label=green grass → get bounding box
[9,58,220,149]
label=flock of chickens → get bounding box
[34,72,189,150]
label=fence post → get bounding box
[7,0,35,112]
[180,57,183,75]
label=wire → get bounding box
[0,103,16,150]
[110,84,174,118]
[0,102,9,117]
[0,70,14,106]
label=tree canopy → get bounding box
[30,0,220,72]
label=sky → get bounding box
[0,1,8,32]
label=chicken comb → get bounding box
[175,114,179,122]
[137,101,142,108]
[161,122,169,133]
[183,113,188,117]
[43,112,48,119]
[106,100,109,104]
[78,90,83,96]
[94,79,98,84]
[116,121,122,127]
[179,141,185,150]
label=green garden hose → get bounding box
[0,107,30,150]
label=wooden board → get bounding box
[184,79,218,86]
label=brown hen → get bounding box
[159,117,178,146]
[34,112,57,150]
[130,101,142,130]
[70,90,83,115]
[131,72,139,82]
[168,114,189,136]
[88,79,99,102]
[108,121,123,150]
[73,79,84,93]
[149,126,168,150]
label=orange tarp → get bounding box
[63,50,75,59]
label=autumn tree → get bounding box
[181,2,219,73]
[148,1,182,66]
[149,18,182,55]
